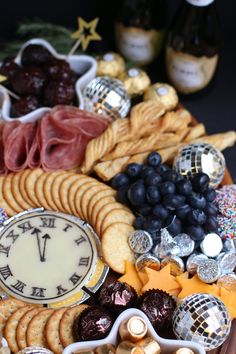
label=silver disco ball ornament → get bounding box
[82,76,131,120]
[172,293,231,351]
[173,143,225,188]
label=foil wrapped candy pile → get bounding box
[128,226,236,283]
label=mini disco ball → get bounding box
[82,76,131,120]
[173,143,225,188]
[172,293,231,351]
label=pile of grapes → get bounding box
[111,152,218,243]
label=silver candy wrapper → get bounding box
[135,253,160,272]
[128,230,153,254]
[200,233,223,258]
[186,253,208,274]
[17,347,53,354]
[216,252,236,275]
[161,256,185,276]
[223,238,236,253]
[83,76,131,120]
[173,143,225,188]
[173,234,195,257]
[158,228,180,258]
[197,259,221,283]
[172,293,231,351]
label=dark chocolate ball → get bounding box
[12,66,46,96]
[73,306,113,341]
[138,289,176,331]
[11,95,40,117]
[44,80,75,106]
[98,281,138,314]
[45,58,75,81]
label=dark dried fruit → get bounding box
[21,44,53,66]
[11,95,40,117]
[12,66,46,96]
[45,58,74,81]
[44,80,75,106]
[0,57,21,78]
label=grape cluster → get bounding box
[0,44,79,117]
[111,152,218,243]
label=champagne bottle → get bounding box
[115,0,166,66]
[166,0,221,94]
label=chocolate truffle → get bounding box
[73,306,114,341]
[98,282,138,314]
[138,289,176,331]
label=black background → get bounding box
[1,0,236,181]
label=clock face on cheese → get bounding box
[0,210,98,304]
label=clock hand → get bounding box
[41,234,51,262]
[31,228,43,261]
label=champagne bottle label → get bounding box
[166,47,219,94]
[186,0,215,6]
[115,22,164,65]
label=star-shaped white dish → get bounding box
[63,308,205,354]
[0,38,96,123]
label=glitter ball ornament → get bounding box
[82,76,131,120]
[173,143,225,188]
[172,293,231,351]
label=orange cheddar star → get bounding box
[176,274,213,299]
[118,261,143,294]
[142,264,180,295]
[138,271,149,286]
[218,287,236,319]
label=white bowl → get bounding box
[0,38,97,123]
[63,308,205,354]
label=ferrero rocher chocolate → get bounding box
[119,68,151,97]
[96,53,126,78]
[119,316,147,342]
[143,83,178,111]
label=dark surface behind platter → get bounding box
[0,0,235,181]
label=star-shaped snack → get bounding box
[71,17,101,51]
[176,274,214,299]
[141,264,180,295]
[118,261,143,294]
[218,287,236,319]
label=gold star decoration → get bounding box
[0,74,7,83]
[71,17,101,51]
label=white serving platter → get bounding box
[0,38,97,123]
[63,308,205,354]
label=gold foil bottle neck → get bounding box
[95,344,116,354]
[119,316,148,342]
[136,337,161,354]
[116,341,145,354]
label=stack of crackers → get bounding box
[81,101,236,181]
[0,298,91,353]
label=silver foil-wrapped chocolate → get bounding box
[186,253,208,275]
[129,230,153,254]
[161,256,185,276]
[173,234,195,257]
[158,228,180,258]
[200,233,223,258]
[197,259,221,283]
[217,252,236,275]
[135,254,160,272]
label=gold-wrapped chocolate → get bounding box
[173,349,195,354]
[95,344,116,354]
[96,52,126,78]
[119,316,147,342]
[116,341,145,354]
[119,68,151,97]
[69,350,94,354]
[143,83,178,111]
[136,337,161,354]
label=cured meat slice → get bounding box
[0,123,7,175]
[4,122,37,172]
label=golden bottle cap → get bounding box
[119,316,148,342]
[95,344,116,354]
[174,348,195,354]
[116,341,145,354]
[136,337,161,354]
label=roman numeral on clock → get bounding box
[57,285,68,295]
[0,244,11,257]
[39,217,56,228]
[17,221,33,233]
[74,236,86,246]
[0,265,13,280]
[79,257,90,267]
[31,287,46,298]
[6,230,20,244]
[11,280,26,293]
[69,272,82,285]
[63,223,72,232]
